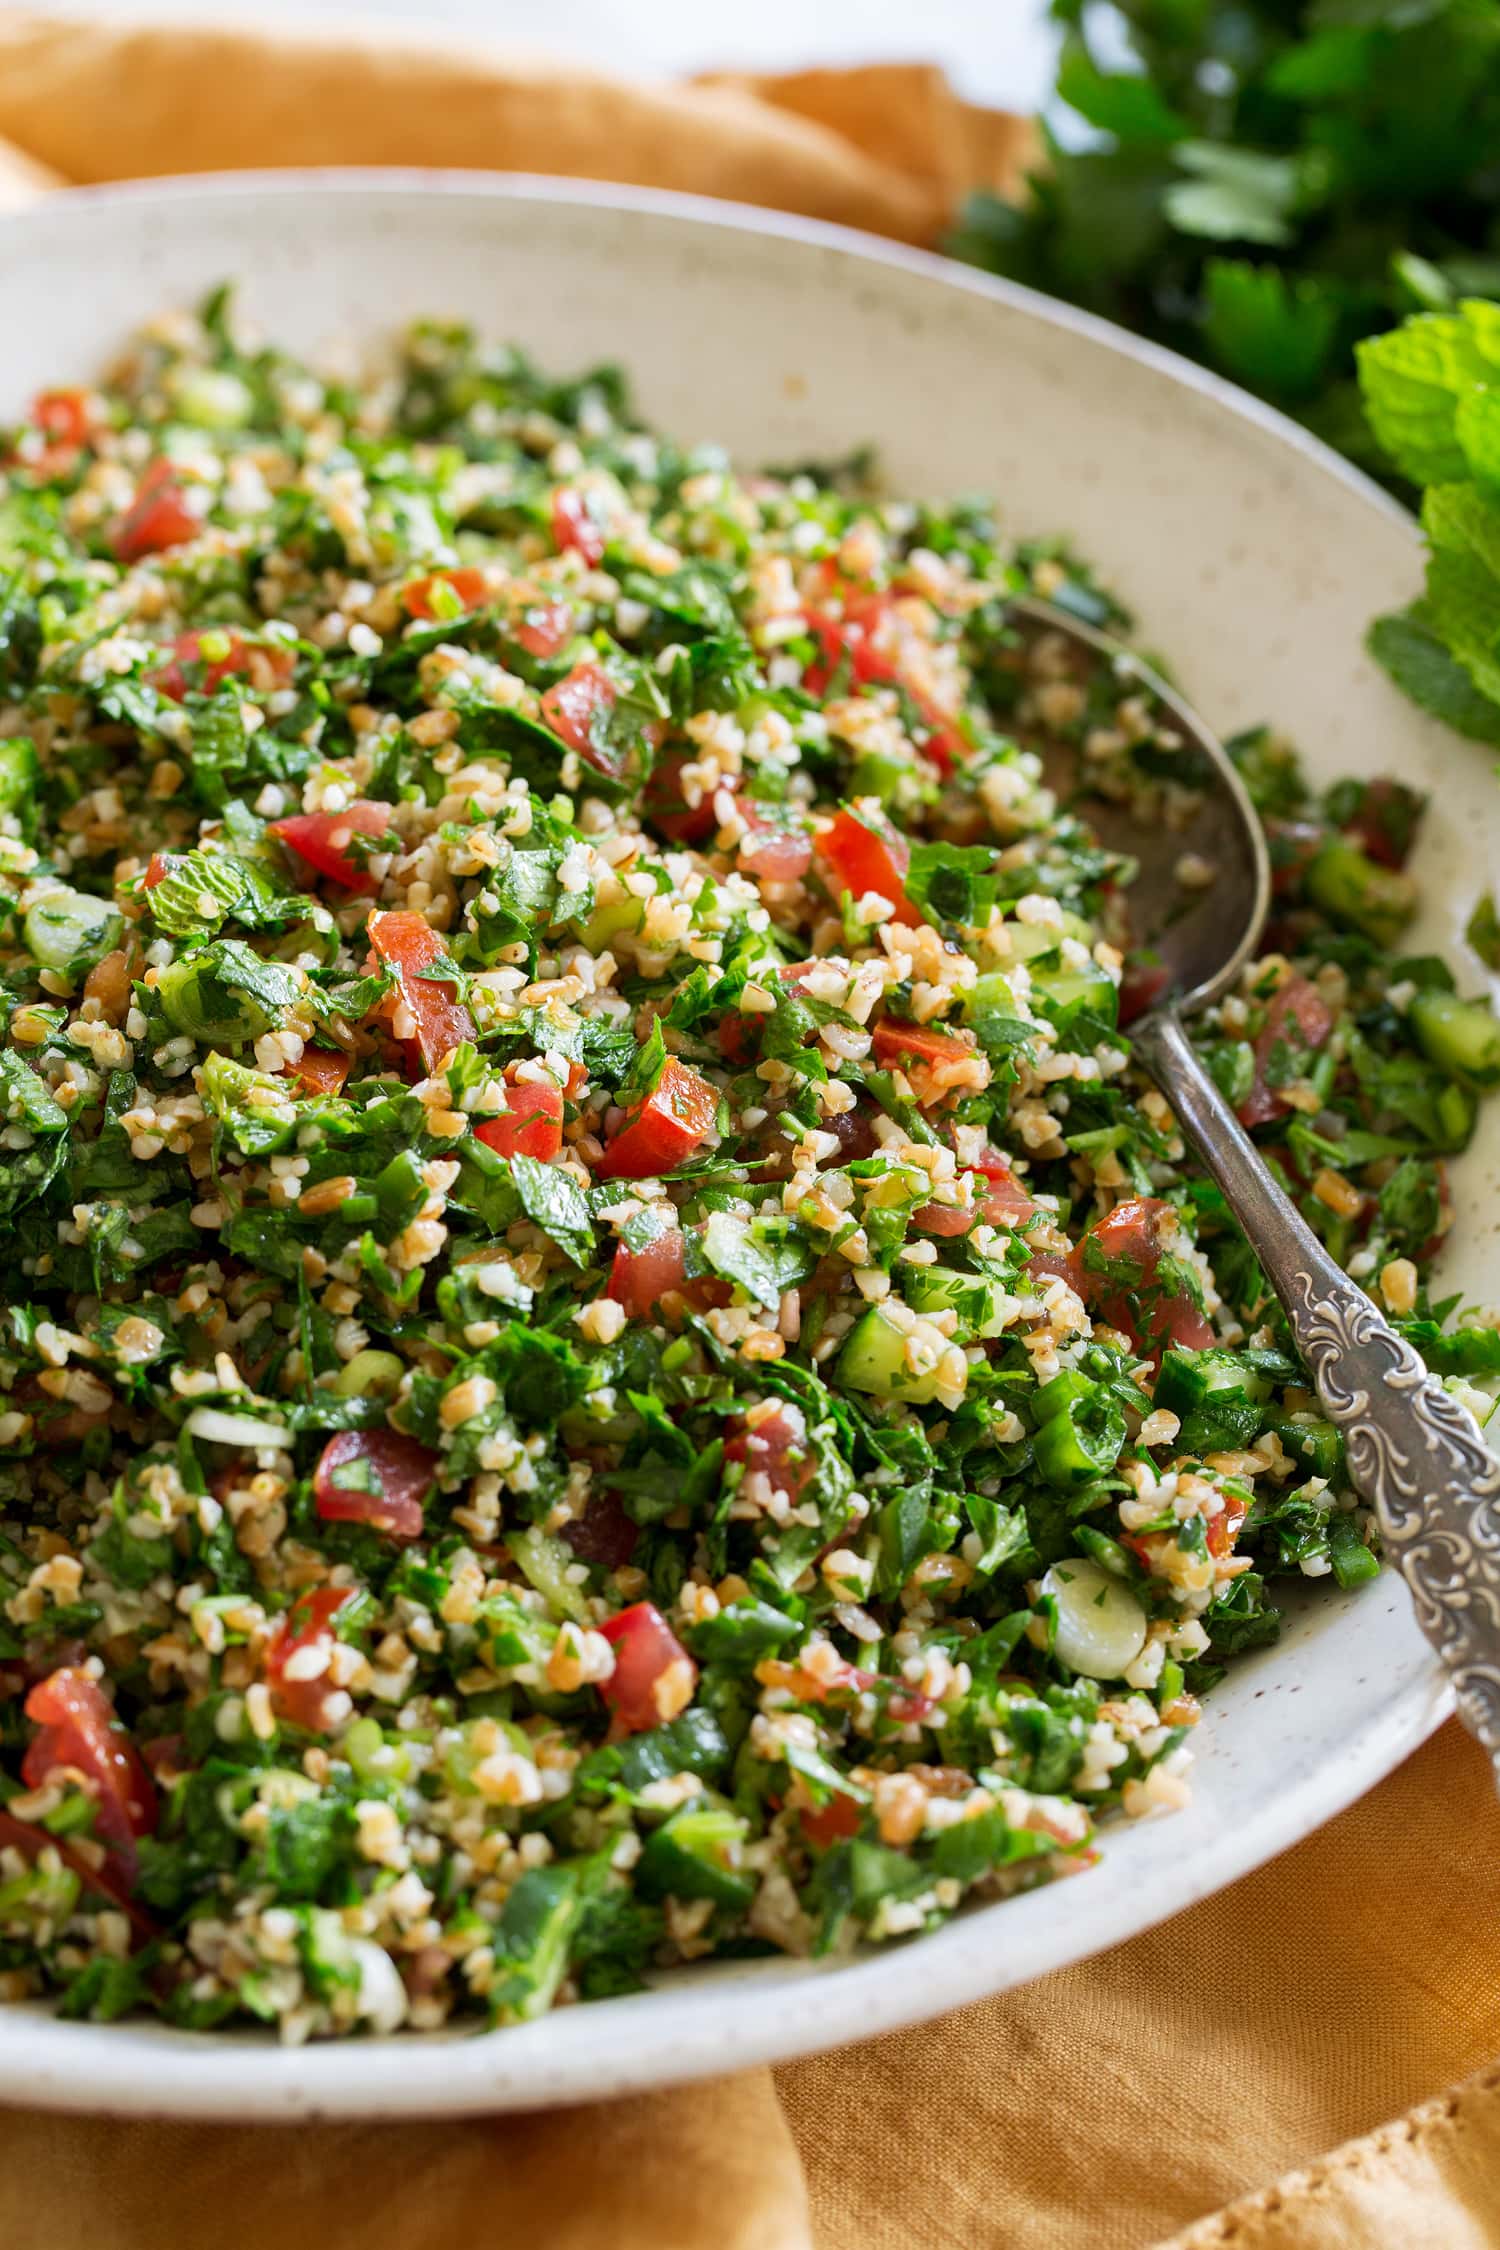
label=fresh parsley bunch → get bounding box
[951,0,1500,479]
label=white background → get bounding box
[38,0,1058,109]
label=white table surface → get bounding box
[41,0,1057,108]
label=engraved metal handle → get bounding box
[1133,1005,1500,1778]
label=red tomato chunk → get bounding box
[594,1057,717,1181]
[264,1587,360,1732]
[817,807,919,927]
[272,801,393,894]
[475,1081,565,1163]
[148,629,295,704]
[597,1603,697,1736]
[551,487,605,567]
[1081,1196,1213,1356]
[287,1046,352,1098]
[314,1429,438,1542]
[403,566,491,621]
[725,1408,814,1504]
[541,662,621,774]
[111,459,201,563]
[607,1226,687,1317]
[1238,975,1334,1130]
[21,1667,157,1877]
[367,908,476,1075]
[511,599,574,659]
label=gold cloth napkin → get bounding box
[0,16,1496,2246]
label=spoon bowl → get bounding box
[1007,596,1271,1014]
[1007,596,1500,1792]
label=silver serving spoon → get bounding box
[1010,595,1500,1777]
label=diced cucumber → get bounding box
[23,887,122,980]
[488,1864,582,2024]
[849,748,920,806]
[1262,1410,1344,1483]
[507,1527,593,1626]
[1030,959,1119,1028]
[1155,1347,1268,1454]
[1155,1349,1270,1419]
[968,969,1025,1013]
[637,1804,755,1912]
[1040,1557,1148,1680]
[167,366,255,429]
[0,737,39,838]
[156,955,271,1046]
[1306,837,1416,946]
[838,1303,945,1405]
[903,1264,1016,1340]
[577,894,645,950]
[1001,911,1094,962]
[340,1715,411,1784]
[1408,988,1500,1090]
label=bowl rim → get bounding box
[0,168,1449,2117]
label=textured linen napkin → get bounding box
[0,16,1496,2247]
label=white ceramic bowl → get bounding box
[1,174,1496,2119]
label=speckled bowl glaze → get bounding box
[0,174,1495,2120]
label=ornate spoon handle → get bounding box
[1133,1005,1500,1776]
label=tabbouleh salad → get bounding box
[0,296,1495,2041]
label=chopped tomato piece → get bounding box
[511,598,574,659]
[1080,1196,1213,1357]
[314,1429,437,1542]
[802,588,961,774]
[561,1489,639,1570]
[7,388,100,478]
[367,909,476,1075]
[402,566,491,621]
[551,486,605,568]
[608,1225,687,1318]
[912,1201,975,1237]
[817,807,919,927]
[738,828,812,883]
[541,661,621,775]
[33,388,96,448]
[271,800,393,894]
[967,1154,1037,1227]
[594,1056,717,1181]
[736,802,812,883]
[870,1021,969,1072]
[111,459,201,563]
[1028,1247,1084,1295]
[286,1046,352,1098]
[141,851,178,890]
[265,1586,359,1731]
[1118,959,1171,1026]
[147,629,296,704]
[725,1408,814,1503]
[475,1080,565,1163]
[1238,975,1334,1130]
[21,1668,156,1879]
[800,1792,864,1849]
[643,751,717,844]
[597,1603,696,1736]
[1206,1489,1249,1561]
